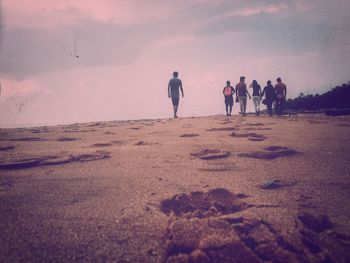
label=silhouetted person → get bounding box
[223,81,235,116]
[249,80,262,116]
[261,80,275,116]
[235,76,251,116]
[168,71,184,118]
[274,77,287,116]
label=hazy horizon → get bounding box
[1,0,350,127]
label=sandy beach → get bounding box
[1,114,350,262]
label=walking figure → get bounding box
[274,77,287,116]
[235,76,251,116]
[249,80,262,116]
[223,81,235,116]
[168,71,184,118]
[261,80,276,116]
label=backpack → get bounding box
[224,87,232,96]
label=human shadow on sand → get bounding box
[161,189,350,263]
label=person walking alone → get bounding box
[249,80,262,116]
[168,71,184,118]
[223,81,235,116]
[261,80,275,116]
[235,76,251,116]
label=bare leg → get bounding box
[173,105,178,118]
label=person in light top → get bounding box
[235,76,251,116]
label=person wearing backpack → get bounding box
[235,76,251,116]
[168,71,184,118]
[261,80,275,116]
[249,80,262,116]
[223,81,235,116]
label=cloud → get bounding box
[233,3,287,17]
[0,77,43,98]
[0,19,157,79]
[2,0,184,27]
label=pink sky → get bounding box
[0,0,349,127]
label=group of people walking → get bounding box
[167,71,287,118]
[223,76,287,117]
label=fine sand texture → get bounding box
[1,114,350,262]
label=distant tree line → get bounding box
[284,82,350,111]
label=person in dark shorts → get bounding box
[274,77,287,116]
[261,80,276,116]
[223,81,235,116]
[168,71,184,118]
[235,76,251,116]
[249,80,262,116]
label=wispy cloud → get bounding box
[233,3,287,17]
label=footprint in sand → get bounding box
[198,161,236,172]
[30,128,52,133]
[259,179,296,189]
[191,149,231,160]
[161,189,350,263]
[231,132,268,141]
[90,143,113,147]
[198,166,235,172]
[238,146,299,160]
[64,129,97,133]
[0,137,46,142]
[104,131,115,135]
[160,188,249,217]
[0,145,15,151]
[207,127,237,132]
[180,133,199,138]
[110,140,124,145]
[31,129,42,133]
[0,152,111,170]
[243,127,272,131]
[56,137,79,142]
[87,122,104,127]
[245,123,265,127]
[248,137,267,142]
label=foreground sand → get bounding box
[1,114,350,262]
